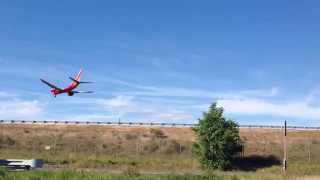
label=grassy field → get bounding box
[0,167,297,180]
[1,124,320,179]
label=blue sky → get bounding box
[1,1,320,126]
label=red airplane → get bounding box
[40,69,93,97]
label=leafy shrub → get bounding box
[193,103,241,170]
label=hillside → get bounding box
[1,124,320,176]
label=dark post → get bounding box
[283,120,287,174]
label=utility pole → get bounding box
[308,141,311,162]
[283,120,287,174]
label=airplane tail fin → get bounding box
[75,69,83,82]
[70,69,83,86]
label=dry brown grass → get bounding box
[1,124,320,175]
[0,124,198,172]
[1,125,319,157]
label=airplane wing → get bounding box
[72,91,94,94]
[40,79,62,90]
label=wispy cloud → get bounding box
[102,95,134,109]
[99,95,193,122]
[35,85,320,123]
[112,83,320,122]
[218,98,320,120]
[149,57,187,79]
[1,66,315,124]
[0,90,44,120]
[118,86,279,99]
[56,114,116,122]
[0,91,16,98]
[0,99,43,119]
[153,113,193,121]
[305,87,320,105]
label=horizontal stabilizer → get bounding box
[69,77,93,84]
[69,77,79,83]
[72,91,94,94]
[79,81,93,83]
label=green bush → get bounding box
[193,103,241,170]
[0,167,7,180]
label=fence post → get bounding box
[283,120,287,174]
[308,141,311,162]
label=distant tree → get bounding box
[193,103,241,170]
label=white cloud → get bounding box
[218,98,320,120]
[119,86,279,99]
[101,85,282,122]
[58,114,116,122]
[102,95,134,109]
[97,76,279,99]
[239,87,279,97]
[99,96,143,117]
[305,87,320,105]
[0,91,43,119]
[100,96,159,118]
[0,100,43,119]
[99,95,193,122]
[0,91,16,98]
[153,113,193,121]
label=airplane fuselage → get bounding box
[41,69,93,97]
[51,83,79,96]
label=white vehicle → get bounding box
[0,159,43,170]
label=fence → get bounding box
[1,119,320,130]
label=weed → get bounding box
[0,167,7,180]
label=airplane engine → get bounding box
[68,92,74,96]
